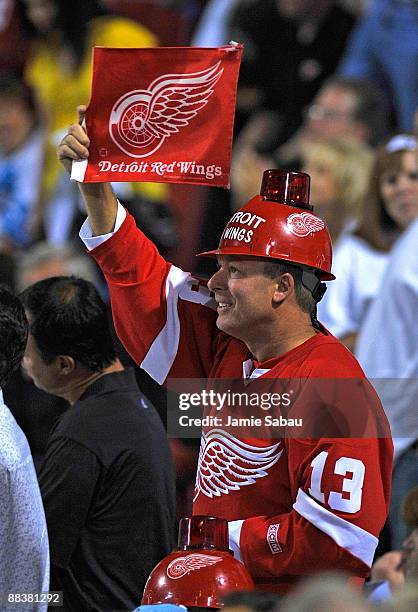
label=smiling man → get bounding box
[57,108,393,595]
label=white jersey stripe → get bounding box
[179,276,217,308]
[293,488,378,567]
[248,368,271,380]
[228,519,244,562]
[242,359,271,381]
[141,265,216,383]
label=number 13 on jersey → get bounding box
[309,451,365,514]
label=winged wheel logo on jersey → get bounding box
[194,429,282,501]
[109,63,223,158]
[287,212,325,237]
[167,554,223,579]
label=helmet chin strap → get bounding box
[301,269,328,333]
[301,269,327,303]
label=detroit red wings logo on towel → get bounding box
[167,554,222,579]
[109,63,223,158]
[71,44,242,187]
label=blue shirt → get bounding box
[0,129,44,247]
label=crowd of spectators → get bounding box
[0,0,417,610]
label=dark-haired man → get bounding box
[0,284,49,611]
[21,276,176,612]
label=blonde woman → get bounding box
[301,137,376,347]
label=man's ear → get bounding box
[57,355,76,375]
[272,273,294,304]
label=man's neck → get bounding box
[252,328,316,363]
[245,310,317,363]
[61,359,124,406]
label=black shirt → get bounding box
[39,368,176,612]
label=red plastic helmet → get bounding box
[142,516,254,608]
[197,169,335,281]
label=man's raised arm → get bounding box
[57,105,117,236]
[56,106,217,382]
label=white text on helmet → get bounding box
[228,212,266,228]
[221,226,253,242]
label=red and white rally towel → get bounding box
[71,43,243,188]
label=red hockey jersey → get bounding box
[89,210,393,593]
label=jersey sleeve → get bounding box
[88,210,219,383]
[236,435,393,582]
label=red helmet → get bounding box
[197,169,335,281]
[142,516,254,608]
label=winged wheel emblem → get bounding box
[194,429,282,502]
[287,212,325,237]
[167,554,223,579]
[109,63,223,157]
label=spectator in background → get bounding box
[18,0,158,243]
[338,0,418,131]
[0,72,44,251]
[301,137,372,241]
[5,241,169,474]
[369,486,418,602]
[319,134,418,349]
[16,240,99,292]
[231,77,389,213]
[352,133,418,257]
[0,284,49,611]
[274,76,389,169]
[278,573,373,612]
[385,584,418,612]
[21,276,176,612]
[4,243,99,470]
[355,134,418,548]
[300,138,373,347]
[228,0,357,141]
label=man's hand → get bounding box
[57,105,90,174]
[56,105,118,236]
[371,551,405,590]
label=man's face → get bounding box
[305,86,361,141]
[22,332,61,395]
[207,256,279,343]
[380,150,418,230]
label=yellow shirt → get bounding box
[25,16,159,198]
